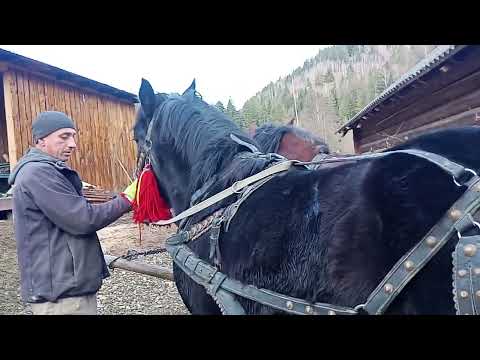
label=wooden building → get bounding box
[0,48,139,191]
[337,45,480,153]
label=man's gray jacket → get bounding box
[8,148,131,303]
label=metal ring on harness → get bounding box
[231,181,243,194]
[453,168,478,187]
[456,218,480,239]
[354,303,366,311]
[145,155,151,167]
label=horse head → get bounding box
[253,122,330,161]
[133,78,192,213]
[133,78,265,215]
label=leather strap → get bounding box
[151,160,296,226]
[452,232,480,315]
[301,149,476,184]
[362,177,480,314]
[167,242,358,315]
[230,133,262,154]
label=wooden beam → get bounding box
[416,79,429,87]
[2,71,17,168]
[353,128,362,154]
[0,197,12,211]
[104,254,174,281]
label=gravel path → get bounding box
[0,214,189,315]
[0,218,30,315]
[98,252,188,315]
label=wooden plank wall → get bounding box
[3,69,137,191]
[355,105,480,153]
[0,74,9,161]
[355,80,480,153]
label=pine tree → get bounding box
[226,99,237,118]
[347,89,358,120]
[328,85,339,117]
[367,71,377,102]
[315,73,324,87]
[226,98,249,129]
[346,45,355,58]
[324,68,334,83]
[215,101,226,113]
[375,69,391,96]
[242,98,267,126]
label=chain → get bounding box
[120,247,168,261]
[107,223,172,269]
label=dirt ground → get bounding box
[97,214,177,256]
[0,217,26,314]
[0,213,187,315]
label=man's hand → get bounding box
[121,179,138,205]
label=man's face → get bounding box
[37,128,77,161]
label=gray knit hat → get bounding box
[32,111,76,140]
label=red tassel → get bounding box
[132,164,172,224]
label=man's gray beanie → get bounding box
[32,111,76,140]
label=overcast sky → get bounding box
[0,45,330,108]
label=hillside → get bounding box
[216,45,438,153]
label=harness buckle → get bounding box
[453,169,478,187]
[144,139,152,151]
[454,214,480,239]
[231,181,244,194]
[354,303,366,311]
[353,303,368,315]
[457,218,480,239]
[209,217,224,266]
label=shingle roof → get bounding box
[337,45,467,134]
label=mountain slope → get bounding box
[225,45,437,153]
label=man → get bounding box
[8,111,137,315]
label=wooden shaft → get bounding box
[104,254,174,282]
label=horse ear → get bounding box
[139,78,156,118]
[182,78,196,96]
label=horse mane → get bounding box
[254,122,330,154]
[152,92,274,199]
[253,123,289,153]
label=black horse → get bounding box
[133,78,480,315]
[252,122,330,161]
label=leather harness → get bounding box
[138,114,480,315]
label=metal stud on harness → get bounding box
[452,214,480,315]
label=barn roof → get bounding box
[337,45,468,135]
[0,48,138,103]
